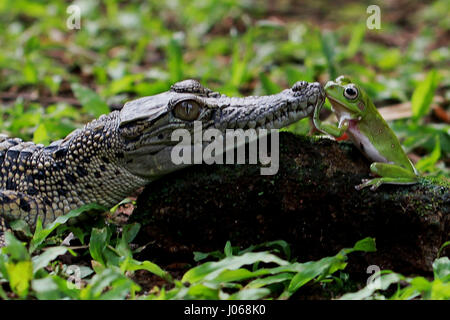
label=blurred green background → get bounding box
[0,0,448,177]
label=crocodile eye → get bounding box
[173,100,201,121]
[343,86,358,100]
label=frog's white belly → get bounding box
[347,120,389,163]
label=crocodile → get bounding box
[0,79,325,246]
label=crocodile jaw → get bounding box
[119,80,325,180]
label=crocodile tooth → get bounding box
[247,121,256,129]
[289,111,296,120]
[301,99,308,109]
[308,95,317,104]
[273,118,282,128]
[237,121,247,129]
[274,110,281,118]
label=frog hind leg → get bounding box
[355,162,418,191]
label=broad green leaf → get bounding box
[33,123,50,145]
[229,288,271,300]
[182,252,288,283]
[377,49,402,71]
[212,268,260,283]
[339,273,403,300]
[186,283,220,300]
[81,268,137,299]
[350,237,377,253]
[411,70,440,120]
[246,273,294,289]
[98,277,140,300]
[260,72,282,95]
[415,135,441,172]
[124,259,172,282]
[320,31,337,79]
[344,25,365,59]
[432,257,450,282]
[121,223,141,245]
[430,279,450,300]
[71,83,109,118]
[438,241,450,258]
[32,277,66,300]
[167,38,183,82]
[106,74,144,96]
[30,203,106,253]
[224,241,233,257]
[9,219,32,238]
[3,232,30,261]
[288,257,336,294]
[32,246,68,274]
[5,260,33,298]
[89,227,109,266]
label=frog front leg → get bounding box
[355,162,419,190]
[312,101,349,137]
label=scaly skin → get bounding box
[0,79,325,245]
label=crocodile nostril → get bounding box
[309,82,325,97]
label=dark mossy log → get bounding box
[132,132,449,275]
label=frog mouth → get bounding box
[326,96,352,118]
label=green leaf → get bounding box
[121,223,140,245]
[33,123,50,145]
[81,268,138,300]
[433,257,450,282]
[339,272,403,300]
[229,288,271,300]
[3,232,30,261]
[30,204,106,253]
[89,227,109,266]
[224,241,233,257]
[167,38,183,82]
[288,257,336,294]
[377,49,402,71]
[321,31,337,79]
[259,73,282,95]
[32,246,68,274]
[415,135,441,172]
[186,283,220,300]
[124,259,172,282]
[182,252,288,283]
[5,260,33,298]
[344,25,365,59]
[246,272,294,289]
[350,237,377,253]
[411,70,440,120]
[71,83,110,118]
[438,241,450,258]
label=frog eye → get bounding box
[343,86,358,100]
[173,100,202,121]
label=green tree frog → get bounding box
[313,75,419,190]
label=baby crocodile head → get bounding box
[118,79,325,180]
